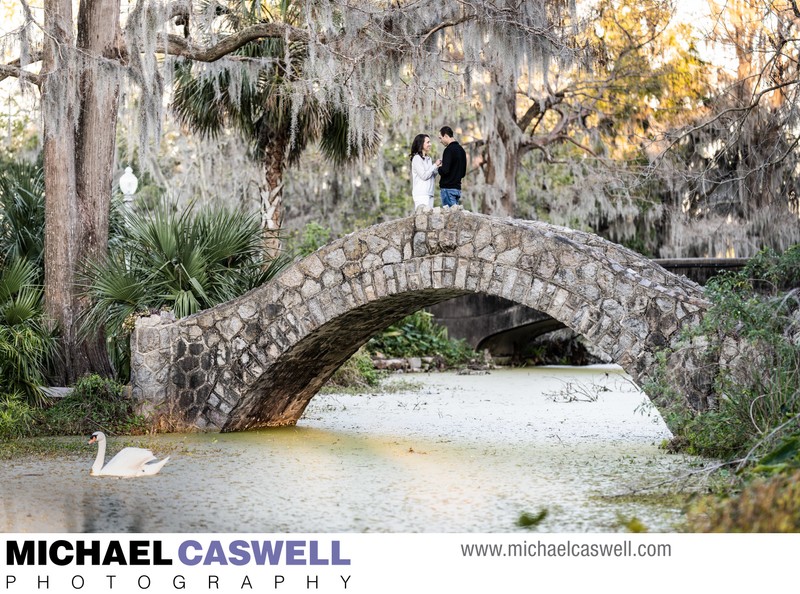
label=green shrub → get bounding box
[367,310,476,365]
[287,222,333,258]
[0,160,45,271]
[0,258,57,405]
[0,392,38,439]
[325,347,382,391]
[40,374,145,436]
[655,245,800,460]
[81,202,289,381]
[685,470,800,532]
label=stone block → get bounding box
[550,287,570,315]
[577,261,598,281]
[403,241,413,260]
[501,269,518,300]
[440,230,457,252]
[615,280,634,300]
[429,210,445,230]
[382,246,402,264]
[473,224,492,250]
[625,316,650,340]
[539,252,558,277]
[601,299,623,318]
[476,262,492,292]
[575,282,600,301]
[488,265,505,295]
[553,267,577,287]
[238,303,258,319]
[496,247,520,266]
[596,270,616,293]
[512,271,533,302]
[351,279,367,304]
[477,245,496,261]
[492,230,508,253]
[521,233,542,255]
[143,350,165,373]
[309,298,328,326]
[366,235,389,252]
[301,278,322,299]
[342,261,362,277]
[137,327,161,353]
[364,279,377,301]
[412,231,428,257]
[343,236,364,260]
[298,253,325,278]
[454,259,468,289]
[324,248,346,269]
[457,226,475,245]
[279,267,305,288]
[196,312,216,329]
[371,269,387,298]
[362,253,383,271]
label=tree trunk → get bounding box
[42,0,79,384]
[480,76,522,217]
[480,146,519,217]
[42,0,120,383]
[260,140,286,260]
[73,0,122,378]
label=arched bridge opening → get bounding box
[130,208,710,432]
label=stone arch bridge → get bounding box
[131,208,711,432]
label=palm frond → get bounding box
[0,162,45,271]
[0,258,38,304]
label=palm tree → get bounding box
[80,202,289,380]
[172,0,379,257]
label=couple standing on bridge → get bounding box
[410,126,467,211]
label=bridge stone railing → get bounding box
[130,208,713,432]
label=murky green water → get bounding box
[1,367,706,533]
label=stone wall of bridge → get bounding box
[130,208,711,432]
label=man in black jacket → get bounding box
[437,126,467,207]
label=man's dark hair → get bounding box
[440,126,454,138]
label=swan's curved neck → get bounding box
[91,439,106,475]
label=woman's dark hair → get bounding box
[409,134,429,160]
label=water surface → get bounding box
[1,367,704,532]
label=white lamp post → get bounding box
[119,166,138,207]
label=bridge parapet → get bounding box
[131,208,713,432]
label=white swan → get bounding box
[88,431,169,477]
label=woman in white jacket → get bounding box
[410,134,441,210]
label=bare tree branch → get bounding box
[419,17,475,46]
[168,0,192,20]
[0,55,42,86]
[517,92,564,133]
[522,106,590,153]
[156,23,312,62]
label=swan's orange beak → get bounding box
[88,436,97,445]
